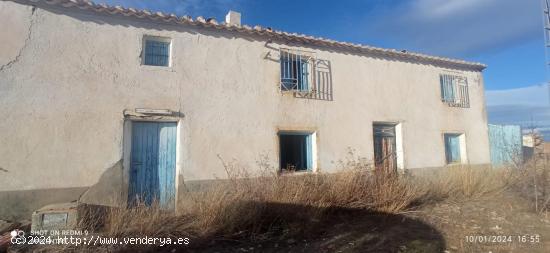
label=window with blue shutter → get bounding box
[439,74,469,108]
[278,48,333,101]
[280,50,310,92]
[143,38,171,67]
[279,132,314,172]
[444,134,462,164]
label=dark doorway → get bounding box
[279,132,312,171]
[373,123,397,173]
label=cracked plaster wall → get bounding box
[0,1,491,211]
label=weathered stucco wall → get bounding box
[0,1,490,218]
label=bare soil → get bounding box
[181,191,550,253]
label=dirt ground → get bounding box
[182,191,549,253]
[4,190,548,252]
[415,191,550,253]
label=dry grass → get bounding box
[413,165,515,202]
[58,161,519,252]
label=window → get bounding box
[143,37,171,67]
[444,133,465,164]
[279,48,334,101]
[440,74,469,108]
[279,131,315,171]
[280,50,311,92]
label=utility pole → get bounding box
[543,0,550,103]
[544,0,550,70]
[538,0,550,212]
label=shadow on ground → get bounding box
[183,202,446,253]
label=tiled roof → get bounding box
[17,0,486,70]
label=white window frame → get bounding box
[277,130,318,173]
[443,133,468,165]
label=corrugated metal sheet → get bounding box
[488,124,522,166]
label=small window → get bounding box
[444,133,464,164]
[280,50,312,91]
[143,37,171,67]
[279,132,314,171]
[440,74,469,108]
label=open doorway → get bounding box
[279,132,314,171]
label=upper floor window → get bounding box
[280,49,312,92]
[279,48,333,101]
[142,36,171,67]
[440,74,469,108]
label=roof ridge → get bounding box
[18,0,486,70]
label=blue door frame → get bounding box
[129,122,176,209]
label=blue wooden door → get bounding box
[129,122,176,209]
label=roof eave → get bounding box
[15,0,487,71]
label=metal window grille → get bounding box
[279,48,333,101]
[144,40,170,67]
[440,74,469,108]
[280,49,311,91]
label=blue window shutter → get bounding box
[444,75,451,101]
[295,55,302,90]
[450,136,460,162]
[300,60,309,91]
[445,134,461,163]
[441,75,457,102]
[280,55,284,81]
[440,75,445,101]
[445,135,452,163]
[447,76,456,102]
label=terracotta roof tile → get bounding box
[17,0,486,70]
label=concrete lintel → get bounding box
[123,109,184,121]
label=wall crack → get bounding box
[0,6,36,72]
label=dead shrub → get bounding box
[65,159,518,252]
[413,165,514,202]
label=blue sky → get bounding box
[96,0,545,90]
[96,0,550,135]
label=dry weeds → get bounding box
[48,161,525,252]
